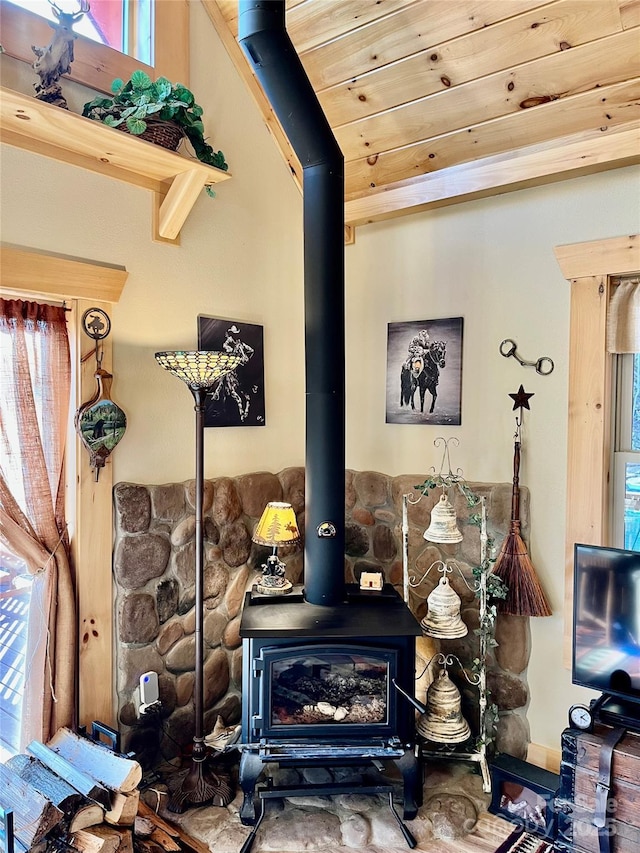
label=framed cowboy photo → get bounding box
[386,317,463,425]
[197,316,266,427]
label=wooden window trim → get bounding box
[1,244,128,728]
[554,234,640,665]
[0,0,189,92]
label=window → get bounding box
[0,297,73,749]
[0,546,29,760]
[554,234,640,664]
[1,246,128,732]
[613,350,640,549]
[0,0,188,93]
[7,0,153,65]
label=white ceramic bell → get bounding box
[423,493,463,544]
[420,576,468,639]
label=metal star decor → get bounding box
[509,384,534,411]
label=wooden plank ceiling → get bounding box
[204,0,640,235]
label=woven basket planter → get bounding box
[119,119,184,151]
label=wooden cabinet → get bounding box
[555,725,640,853]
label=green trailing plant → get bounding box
[412,436,512,754]
[82,70,228,196]
[414,473,509,751]
[475,701,501,750]
[469,504,508,752]
[415,473,479,508]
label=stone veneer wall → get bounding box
[113,470,532,768]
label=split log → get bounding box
[0,763,63,848]
[48,727,142,793]
[71,827,120,853]
[7,752,104,831]
[84,824,124,853]
[27,739,111,809]
[136,801,179,836]
[105,789,140,826]
[115,829,134,853]
[136,801,210,853]
[69,802,106,832]
[150,827,181,851]
[82,827,134,853]
[136,841,165,853]
[134,815,155,838]
[6,752,84,813]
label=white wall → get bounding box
[2,2,639,752]
[344,167,640,749]
[1,0,306,485]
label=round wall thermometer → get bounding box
[568,703,594,731]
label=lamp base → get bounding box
[255,577,293,596]
[167,753,234,813]
[255,553,293,596]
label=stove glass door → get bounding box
[261,644,397,738]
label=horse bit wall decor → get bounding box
[499,339,554,376]
[75,307,127,481]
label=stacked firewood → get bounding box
[0,727,208,853]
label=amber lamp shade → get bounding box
[252,501,300,595]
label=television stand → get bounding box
[592,692,640,733]
[556,723,640,852]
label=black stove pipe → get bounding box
[238,1,345,606]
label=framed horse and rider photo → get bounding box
[386,317,464,425]
[197,315,266,427]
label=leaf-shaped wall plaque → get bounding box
[76,368,126,480]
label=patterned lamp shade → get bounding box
[154,350,240,389]
[252,502,301,546]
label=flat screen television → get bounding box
[573,543,640,708]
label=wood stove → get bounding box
[239,584,422,825]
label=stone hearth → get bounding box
[113,470,532,769]
[145,761,515,853]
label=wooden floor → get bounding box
[0,582,29,760]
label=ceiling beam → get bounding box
[344,122,640,227]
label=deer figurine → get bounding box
[32,0,90,108]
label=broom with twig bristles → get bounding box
[493,413,552,617]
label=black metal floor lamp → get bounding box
[155,350,240,812]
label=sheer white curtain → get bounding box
[0,298,75,745]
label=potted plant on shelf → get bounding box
[82,70,228,194]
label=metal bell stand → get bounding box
[402,448,493,793]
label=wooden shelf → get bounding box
[0,87,231,243]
